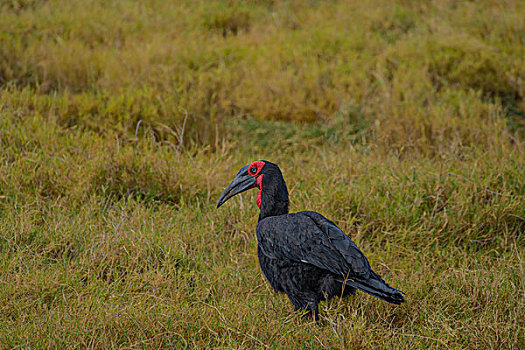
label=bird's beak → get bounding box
[217,165,256,208]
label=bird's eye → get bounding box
[250,167,257,174]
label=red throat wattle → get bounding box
[256,174,264,208]
[248,161,266,209]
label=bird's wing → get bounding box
[257,211,371,279]
[302,211,371,278]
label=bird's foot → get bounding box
[299,305,319,323]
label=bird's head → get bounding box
[216,160,266,209]
[217,160,289,218]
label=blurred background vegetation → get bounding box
[1,0,523,148]
[0,0,523,348]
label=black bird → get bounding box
[217,160,404,321]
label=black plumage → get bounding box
[217,160,404,321]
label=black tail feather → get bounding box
[340,271,405,305]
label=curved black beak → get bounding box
[217,165,256,208]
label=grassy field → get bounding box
[0,0,524,348]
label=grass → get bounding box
[0,0,524,348]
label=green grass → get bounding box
[0,0,524,348]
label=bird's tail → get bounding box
[341,270,405,305]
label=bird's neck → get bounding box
[258,175,289,221]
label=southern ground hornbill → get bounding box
[217,160,405,321]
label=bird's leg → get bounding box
[293,302,311,319]
[293,298,319,322]
[299,307,312,320]
[307,301,319,322]
[289,298,314,321]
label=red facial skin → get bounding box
[248,161,265,208]
[256,175,264,208]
